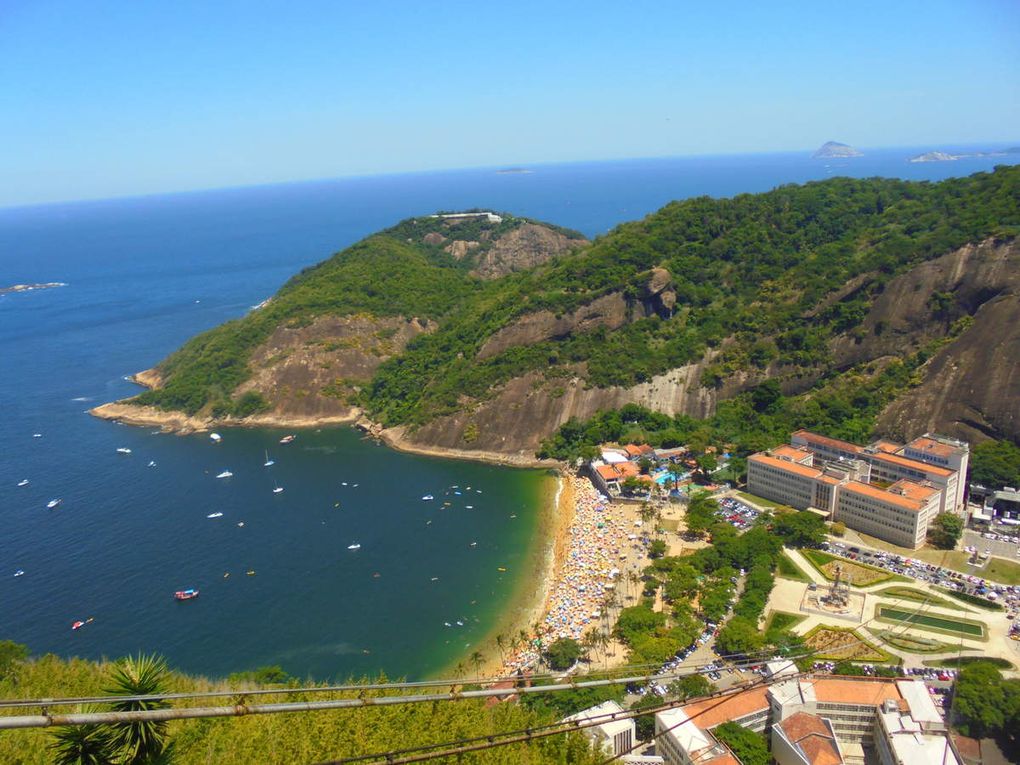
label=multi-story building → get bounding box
[792,430,967,516]
[563,700,635,758]
[656,677,960,765]
[835,480,942,549]
[751,430,969,548]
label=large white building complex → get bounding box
[746,431,969,548]
[655,676,960,765]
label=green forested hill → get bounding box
[125,167,1020,448]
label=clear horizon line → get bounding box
[2,140,1017,213]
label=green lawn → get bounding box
[867,627,954,654]
[776,552,811,582]
[876,606,985,638]
[872,586,956,609]
[765,611,807,632]
[735,491,782,510]
[925,656,1014,669]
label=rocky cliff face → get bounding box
[470,223,584,279]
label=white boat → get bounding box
[14,570,24,577]
[263,450,274,467]
[47,499,62,509]
[422,494,434,501]
[273,485,283,494]
[347,543,361,550]
[279,435,295,444]
[17,479,29,487]
[32,433,42,438]
[210,433,222,443]
[148,460,157,467]
[116,447,132,454]
[207,512,223,519]
[216,470,233,479]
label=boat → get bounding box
[347,543,361,550]
[116,447,132,454]
[246,570,256,576]
[14,570,24,577]
[17,479,29,487]
[210,433,222,443]
[207,512,223,519]
[215,470,233,479]
[279,435,295,444]
[237,522,244,527]
[444,622,452,627]
[422,494,434,501]
[71,617,93,631]
[47,499,62,509]
[148,460,157,467]
[469,542,477,547]
[263,450,274,467]
[273,485,284,494]
[465,505,474,509]
[497,567,507,572]
[174,588,199,601]
[456,620,465,627]
[32,433,42,438]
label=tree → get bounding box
[773,510,827,548]
[0,640,28,680]
[830,521,846,537]
[545,638,582,671]
[684,492,717,538]
[970,440,1020,489]
[630,694,662,741]
[954,662,1007,738]
[103,654,172,765]
[668,674,714,702]
[929,513,964,550]
[713,722,769,765]
[613,606,666,645]
[695,452,718,479]
[648,539,667,558]
[715,616,764,657]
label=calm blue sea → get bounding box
[1,147,1016,681]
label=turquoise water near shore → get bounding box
[1,148,1016,681]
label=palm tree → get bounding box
[469,650,484,677]
[495,633,506,666]
[104,654,172,765]
[49,717,109,765]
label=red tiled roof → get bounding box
[869,450,953,477]
[749,453,824,480]
[792,430,864,454]
[842,481,925,512]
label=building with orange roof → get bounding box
[835,479,941,548]
[623,443,656,459]
[746,449,866,516]
[773,711,844,765]
[655,677,954,765]
[589,458,656,498]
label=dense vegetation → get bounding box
[712,722,770,765]
[952,661,1020,750]
[0,644,598,764]
[970,439,1020,489]
[130,167,1019,430]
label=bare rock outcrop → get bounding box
[444,240,480,259]
[236,314,434,420]
[471,223,584,279]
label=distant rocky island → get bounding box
[0,282,67,296]
[495,167,534,174]
[812,141,863,159]
[909,147,1020,163]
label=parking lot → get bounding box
[823,540,1020,624]
[963,528,1020,561]
[714,496,760,530]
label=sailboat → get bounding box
[17,479,29,487]
[264,450,275,467]
[47,498,62,509]
[216,470,233,479]
[347,542,361,550]
[272,482,284,494]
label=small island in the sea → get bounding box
[0,282,67,295]
[495,167,534,174]
[909,147,1020,163]
[812,141,863,158]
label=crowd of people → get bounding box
[501,475,639,673]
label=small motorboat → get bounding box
[279,435,295,444]
[116,447,132,454]
[14,570,24,577]
[465,505,474,509]
[497,567,507,572]
[32,433,42,438]
[469,542,477,547]
[347,543,361,550]
[174,589,199,601]
[422,494,434,501]
[47,499,62,509]
[237,522,245,527]
[210,433,222,443]
[246,570,256,576]
[71,617,93,631]
[272,486,283,494]
[444,622,452,627]
[207,512,223,519]
[456,620,464,627]
[148,460,157,467]
[215,470,233,479]
[17,479,29,487]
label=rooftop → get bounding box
[842,481,925,512]
[749,453,825,480]
[564,700,633,737]
[871,439,903,454]
[906,434,968,457]
[773,445,814,462]
[779,712,844,765]
[868,450,954,477]
[680,686,770,730]
[792,430,864,455]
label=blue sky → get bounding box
[1,0,1017,206]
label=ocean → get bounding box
[1,146,1016,681]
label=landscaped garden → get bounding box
[872,586,956,609]
[776,552,811,582]
[802,624,894,662]
[801,550,901,587]
[868,628,953,654]
[764,611,807,633]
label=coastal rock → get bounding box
[909,151,958,163]
[470,223,584,279]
